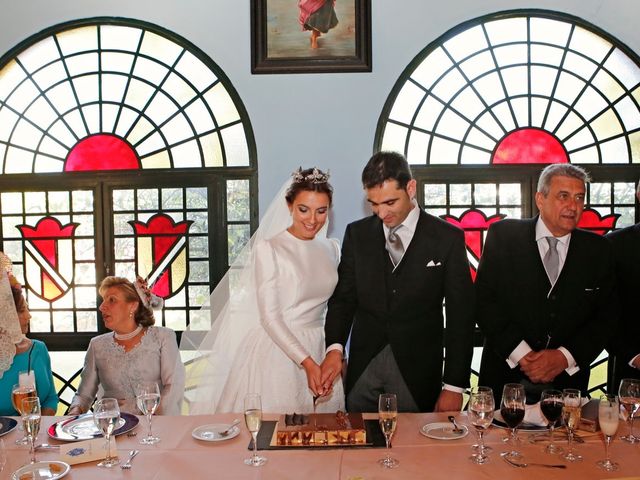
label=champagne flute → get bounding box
[135,381,161,445]
[618,378,640,443]
[244,393,267,467]
[378,393,399,468]
[500,383,525,457]
[21,397,40,465]
[93,398,120,468]
[596,394,619,471]
[468,389,495,464]
[562,388,582,462]
[11,383,36,445]
[539,389,564,454]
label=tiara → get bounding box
[134,275,164,310]
[291,167,330,184]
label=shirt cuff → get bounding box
[629,353,640,368]
[558,346,579,375]
[443,384,465,394]
[326,343,344,356]
[507,341,532,368]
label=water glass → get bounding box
[618,378,640,443]
[562,388,582,462]
[378,393,399,468]
[93,398,120,468]
[21,397,41,465]
[244,393,267,467]
[596,394,619,471]
[539,389,564,454]
[468,388,494,464]
[500,383,525,457]
[135,381,161,445]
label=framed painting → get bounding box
[251,0,372,74]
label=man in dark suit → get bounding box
[476,164,616,404]
[320,151,474,412]
[606,179,640,389]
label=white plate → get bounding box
[420,422,468,440]
[192,423,240,442]
[12,460,70,480]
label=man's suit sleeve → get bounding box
[442,227,475,389]
[325,224,358,348]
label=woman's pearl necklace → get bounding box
[114,324,143,341]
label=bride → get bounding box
[182,167,344,413]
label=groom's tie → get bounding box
[386,224,404,267]
[543,236,559,284]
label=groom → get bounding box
[321,151,474,412]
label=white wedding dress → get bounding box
[211,230,345,413]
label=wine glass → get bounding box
[468,389,495,464]
[562,388,582,462]
[93,398,121,468]
[21,397,41,465]
[11,383,36,445]
[378,393,399,468]
[500,383,525,457]
[618,378,640,443]
[596,394,619,471]
[539,389,564,454]
[469,386,494,454]
[135,381,161,445]
[244,393,267,467]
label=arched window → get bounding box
[376,10,640,396]
[0,18,256,411]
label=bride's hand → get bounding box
[301,357,324,396]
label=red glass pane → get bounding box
[493,128,568,164]
[444,209,505,281]
[577,208,619,235]
[129,213,193,299]
[65,134,139,171]
[18,217,79,267]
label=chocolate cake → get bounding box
[275,411,367,446]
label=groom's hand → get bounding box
[320,350,342,394]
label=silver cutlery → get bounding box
[120,449,140,470]
[447,415,464,434]
[501,452,566,469]
[220,419,240,436]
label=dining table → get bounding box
[2,412,639,479]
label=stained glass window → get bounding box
[0,20,251,173]
[0,190,98,334]
[379,12,640,166]
[0,18,256,359]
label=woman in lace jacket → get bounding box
[69,277,184,415]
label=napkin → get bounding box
[59,437,117,465]
[523,403,548,426]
